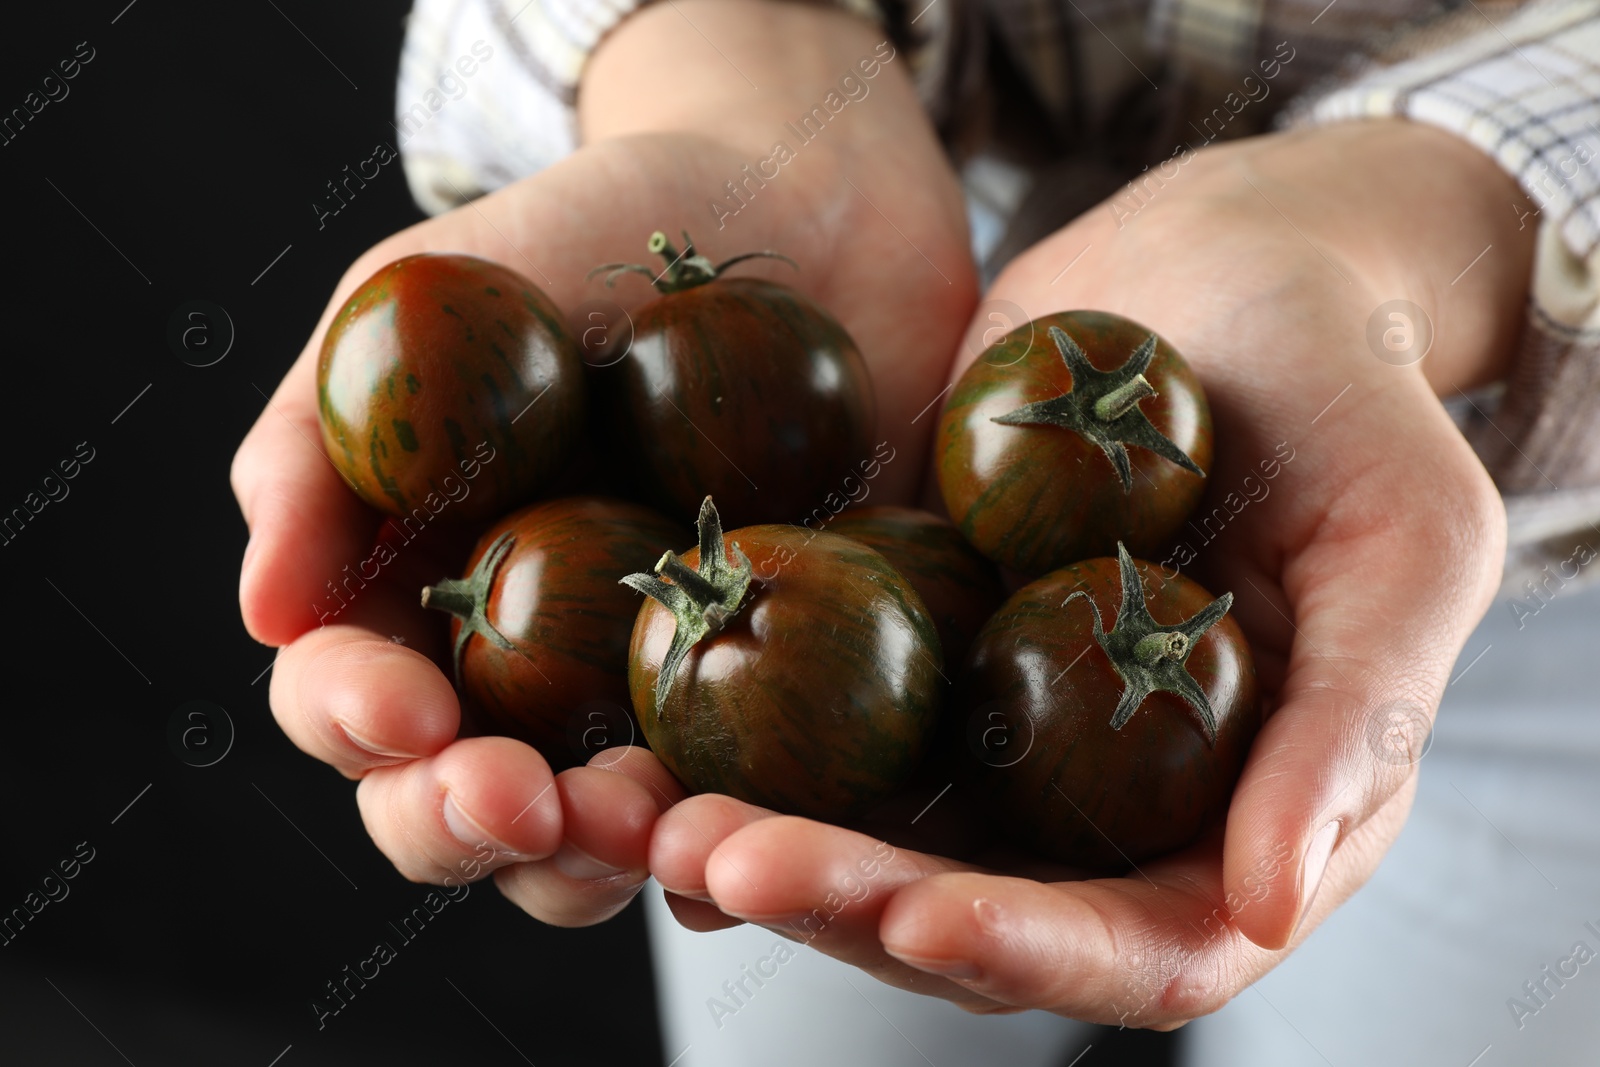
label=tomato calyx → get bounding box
[1065,543,1234,744]
[420,531,519,688]
[620,496,753,713]
[991,325,1204,492]
[588,230,798,294]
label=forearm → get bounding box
[581,1,949,203]
[579,0,960,260]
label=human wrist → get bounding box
[1278,120,1535,396]
[580,0,910,160]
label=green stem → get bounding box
[1134,631,1190,666]
[647,231,682,286]
[1095,374,1157,422]
[620,497,754,711]
[420,579,476,620]
[656,550,721,604]
[588,230,797,294]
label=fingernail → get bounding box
[551,841,627,881]
[337,720,425,761]
[442,792,522,856]
[883,947,982,981]
[1295,820,1341,935]
[660,885,717,905]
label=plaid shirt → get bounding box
[394,0,1600,592]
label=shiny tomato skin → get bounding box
[318,253,585,521]
[827,506,1004,669]
[629,528,942,821]
[451,497,681,769]
[597,278,874,528]
[937,310,1212,576]
[956,555,1257,868]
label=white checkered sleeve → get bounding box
[393,0,642,216]
[1298,0,1600,589]
[1304,0,1600,265]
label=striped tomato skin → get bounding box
[955,556,1257,869]
[937,310,1211,576]
[594,278,874,528]
[827,506,1003,669]
[629,528,942,822]
[317,253,585,522]
[448,497,681,769]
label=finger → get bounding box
[881,870,1219,1027]
[663,891,744,932]
[648,792,781,902]
[582,743,691,815]
[268,582,458,779]
[490,747,686,928]
[355,735,563,885]
[1222,394,1506,949]
[704,816,972,926]
[234,347,382,646]
[231,236,412,647]
[878,782,1414,1027]
[694,813,1002,1009]
[554,751,672,877]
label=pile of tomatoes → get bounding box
[316,234,1258,870]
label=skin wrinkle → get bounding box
[298,642,377,776]
[314,639,445,766]
[1118,855,1279,1023]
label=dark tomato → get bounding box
[590,232,873,527]
[827,506,1004,668]
[318,253,585,521]
[625,500,941,821]
[955,547,1257,868]
[937,310,1212,575]
[422,496,680,770]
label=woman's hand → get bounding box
[230,0,976,926]
[649,118,1535,1024]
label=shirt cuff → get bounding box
[1299,0,1600,264]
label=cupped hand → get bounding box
[232,0,976,928]
[649,118,1535,1023]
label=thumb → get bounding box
[1224,398,1506,950]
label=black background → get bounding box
[0,3,663,1064]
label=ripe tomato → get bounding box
[937,310,1211,575]
[624,498,942,821]
[318,253,585,521]
[421,496,680,769]
[955,545,1257,868]
[827,506,1003,669]
[589,231,874,527]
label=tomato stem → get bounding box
[419,582,475,620]
[1067,542,1232,744]
[1094,374,1157,422]
[656,549,721,605]
[991,326,1203,493]
[587,230,798,294]
[421,531,518,689]
[1133,630,1190,665]
[620,496,753,714]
